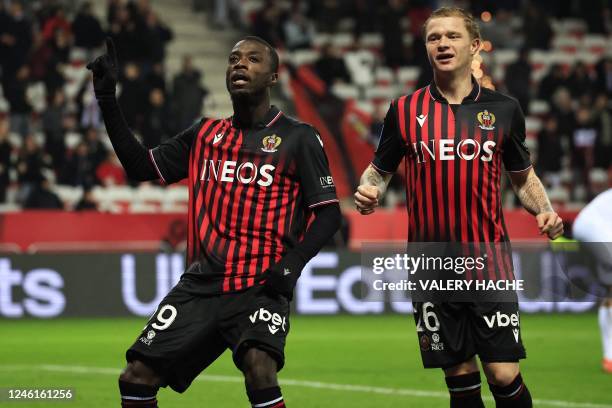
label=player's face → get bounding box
[425,16,480,75]
[226,40,277,96]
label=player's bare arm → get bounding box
[508,167,564,239]
[354,164,392,215]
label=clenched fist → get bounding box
[536,211,564,240]
[354,185,380,215]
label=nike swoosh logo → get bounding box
[283,268,291,276]
[416,114,427,128]
[213,133,224,144]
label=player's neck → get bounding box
[433,70,473,104]
[231,92,271,128]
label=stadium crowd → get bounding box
[0,0,611,211]
[0,0,209,209]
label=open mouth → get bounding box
[231,72,250,86]
[436,53,454,62]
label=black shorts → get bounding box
[126,283,290,393]
[413,301,526,369]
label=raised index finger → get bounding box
[105,37,118,66]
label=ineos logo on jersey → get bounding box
[411,139,496,164]
[249,307,287,334]
[200,159,275,187]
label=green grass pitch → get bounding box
[0,314,610,407]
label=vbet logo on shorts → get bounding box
[483,311,520,343]
[249,307,287,335]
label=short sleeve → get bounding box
[502,101,532,172]
[149,120,201,184]
[296,126,339,208]
[371,101,406,174]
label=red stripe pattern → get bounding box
[184,114,318,294]
[396,86,517,280]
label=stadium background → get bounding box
[0,0,611,406]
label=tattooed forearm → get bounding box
[511,169,553,216]
[360,165,392,196]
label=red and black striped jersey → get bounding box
[149,106,338,295]
[372,79,531,244]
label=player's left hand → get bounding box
[536,211,564,240]
[86,37,119,100]
[262,251,306,301]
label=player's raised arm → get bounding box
[86,37,158,182]
[355,101,405,215]
[503,101,563,239]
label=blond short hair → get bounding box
[422,7,481,40]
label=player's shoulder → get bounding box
[278,114,325,149]
[390,86,431,108]
[280,114,321,137]
[477,87,521,109]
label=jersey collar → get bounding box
[427,76,481,104]
[231,105,283,129]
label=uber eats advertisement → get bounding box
[0,245,601,319]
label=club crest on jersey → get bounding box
[261,134,282,153]
[477,110,496,130]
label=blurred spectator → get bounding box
[538,64,569,102]
[60,142,96,187]
[72,2,105,56]
[504,48,532,114]
[16,135,51,201]
[4,65,32,137]
[572,107,598,192]
[42,89,67,168]
[211,0,242,29]
[594,57,612,98]
[567,62,595,99]
[593,93,612,169]
[536,116,564,186]
[78,73,102,130]
[0,121,13,202]
[314,44,351,86]
[308,0,345,33]
[74,186,98,211]
[119,63,148,132]
[144,11,173,65]
[40,6,71,42]
[172,55,208,131]
[44,28,71,94]
[551,88,575,145]
[380,0,406,68]
[96,151,126,187]
[479,9,520,49]
[84,127,108,169]
[146,63,167,94]
[108,4,147,64]
[352,0,378,37]
[252,0,284,47]
[0,1,33,78]
[23,178,64,209]
[522,3,552,50]
[143,88,172,148]
[283,8,315,50]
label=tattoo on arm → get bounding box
[360,165,392,196]
[512,169,553,216]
